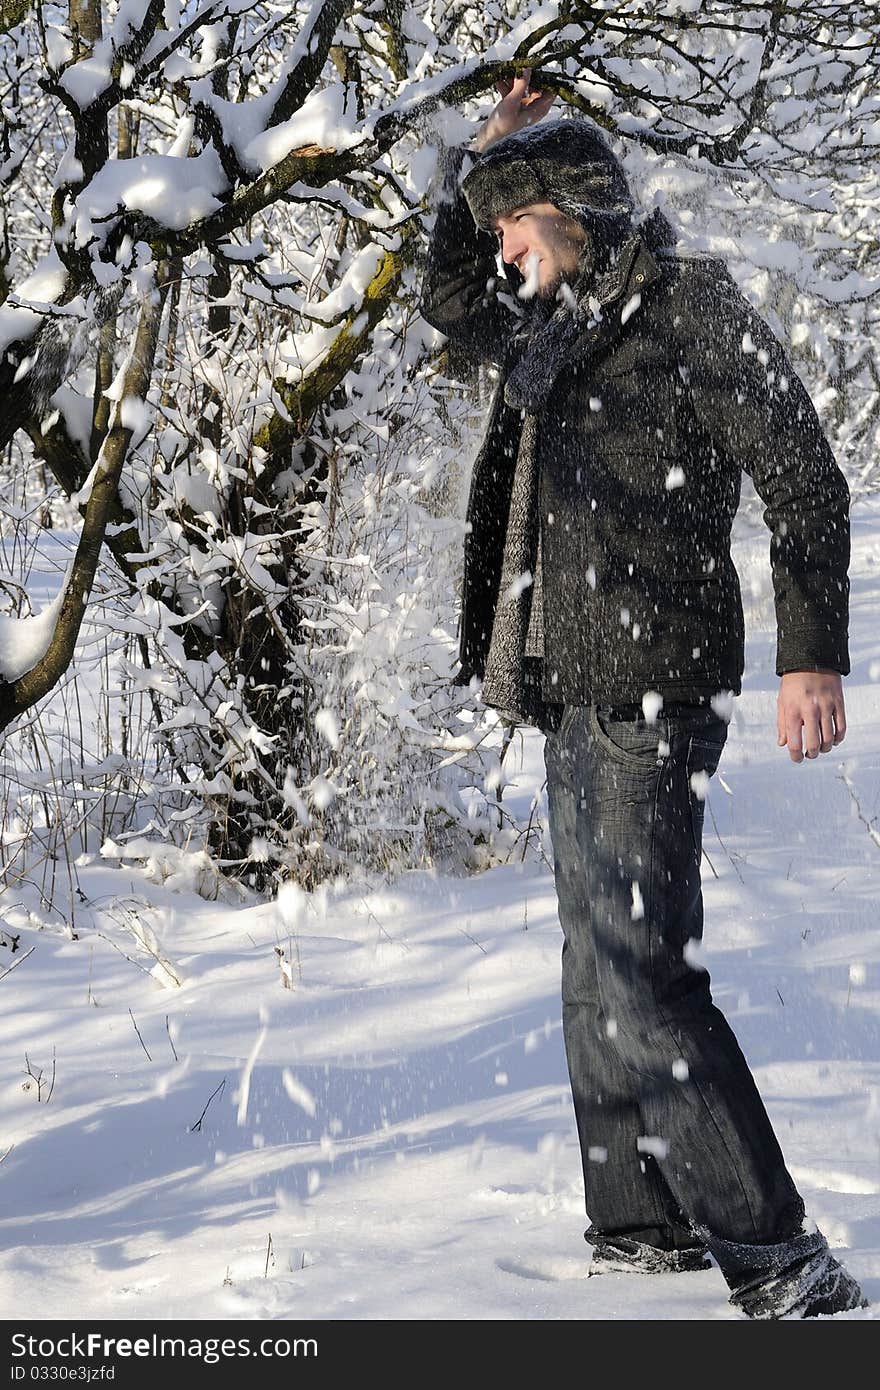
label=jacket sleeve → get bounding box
[418,144,521,369]
[687,276,850,676]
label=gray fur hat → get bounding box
[460,118,635,231]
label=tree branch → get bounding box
[254,225,416,471]
[0,269,171,733]
[22,411,146,586]
[0,281,121,453]
[266,0,351,130]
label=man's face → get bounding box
[490,201,588,298]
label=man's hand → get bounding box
[777,669,846,763]
[473,67,556,152]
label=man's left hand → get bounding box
[777,669,846,763]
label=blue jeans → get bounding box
[543,702,822,1290]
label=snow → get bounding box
[2,497,880,1323]
[59,53,114,108]
[243,85,363,175]
[51,386,93,463]
[516,250,542,300]
[299,243,385,326]
[314,707,340,749]
[620,290,641,325]
[277,244,385,382]
[503,569,533,603]
[0,252,67,355]
[0,577,67,682]
[637,1136,669,1160]
[120,395,153,439]
[57,0,181,105]
[282,1070,317,1118]
[641,690,664,724]
[44,25,73,74]
[168,461,221,516]
[690,769,711,801]
[72,150,228,243]
[665,465,686,490]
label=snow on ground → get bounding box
[2,500,880,1321]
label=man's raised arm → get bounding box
[419,69,555,369]
[418,142,519,369]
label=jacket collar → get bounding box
[592,235,660,310]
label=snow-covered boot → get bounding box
[585,1226,712,1277]
[730,1249,867,1319]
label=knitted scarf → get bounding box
[478,231,655,729]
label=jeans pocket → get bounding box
[686,733,726,858]
[560,704,584,740]
[544,704,577,744]
[588,704,667,773]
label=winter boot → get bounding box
[730,1249,868,1319]
[585,1225,712,1277]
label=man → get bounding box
[419,71,866,1318]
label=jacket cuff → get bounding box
[776,634,850,677]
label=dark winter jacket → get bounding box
[419,128,850,725]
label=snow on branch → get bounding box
[253,225,416,467]
[0,265,171,733]
[263,0,351,132]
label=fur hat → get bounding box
[461,117,676,299]
[460,118,635,233]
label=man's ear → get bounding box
[563,213,590,243]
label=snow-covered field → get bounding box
[2,498,880,1321]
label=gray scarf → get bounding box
[479,240,645,728]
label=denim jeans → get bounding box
[543,701,820,1290]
